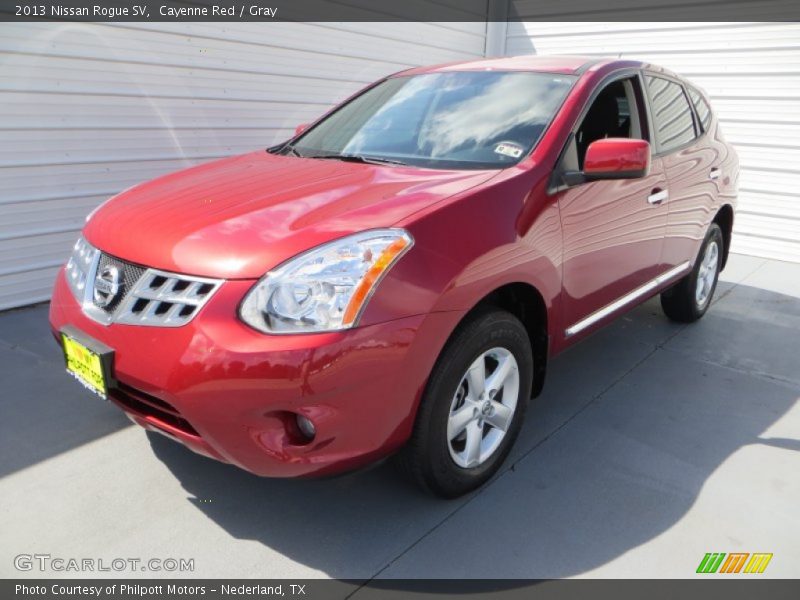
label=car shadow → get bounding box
[147,279,800,580]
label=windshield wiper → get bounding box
[304,153,408,166]
[280,144,302,157]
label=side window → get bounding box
[570,77,647,170]
[687,86,712,132]
[645,75,698,153]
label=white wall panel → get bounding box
[0,21,487,310]
[503,21,800,263]
[6,16,795,312]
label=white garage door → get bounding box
[504,22,800,263]
[0,21,487,310]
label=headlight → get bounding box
[239,229,413,334]
[65,236,98,302]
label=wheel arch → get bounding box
[440,281,549,399]
[478,282,548,398]
[712,204,734,270]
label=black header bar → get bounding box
[2,0,800,22]
[5,579,800,600]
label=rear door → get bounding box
[558,73,669,337]
[644,74,718,270]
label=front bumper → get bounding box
[49,269,463,477]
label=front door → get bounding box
[557,75,669,336]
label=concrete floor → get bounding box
[1,253,798,580]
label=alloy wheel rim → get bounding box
[447,347,520,469]
[695,240,719,307]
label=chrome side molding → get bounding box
[565,261,692,338]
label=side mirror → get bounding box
[584,138,650,180]
[294,123,309,136]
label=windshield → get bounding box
[282,71,576,170]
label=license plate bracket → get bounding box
[60,326,115,399]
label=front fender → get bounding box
[359,167,563,343]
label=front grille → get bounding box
[114,269,221,327]
[93,253,146,313]
[109,382,198,436]
[71,239,223,328]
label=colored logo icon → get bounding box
[697,553,773,574]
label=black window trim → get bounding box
[643,70,708,158]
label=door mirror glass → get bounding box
[584,138,650,180]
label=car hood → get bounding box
[84,151,497,279]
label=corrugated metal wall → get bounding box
[0,21,487,310]
[503,21,800,263]
[4,19,798,311]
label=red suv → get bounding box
[50,56,738,497]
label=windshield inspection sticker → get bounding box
[494,142,524,158]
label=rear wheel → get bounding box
[397,309,533,498]
[660,223,723,323]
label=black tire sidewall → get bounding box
[416,310,533,497]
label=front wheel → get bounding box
[396,309,533,498]
[660,223,724,323]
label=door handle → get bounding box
[709,167,721,180]
[647,189,668,205]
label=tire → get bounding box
[660,223,724,323]
[396,309,533,498]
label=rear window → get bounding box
[645,75,698,153]
[687,86,712,132]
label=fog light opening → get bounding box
[295,414,316,441]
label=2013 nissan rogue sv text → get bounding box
[50,56,738,497]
